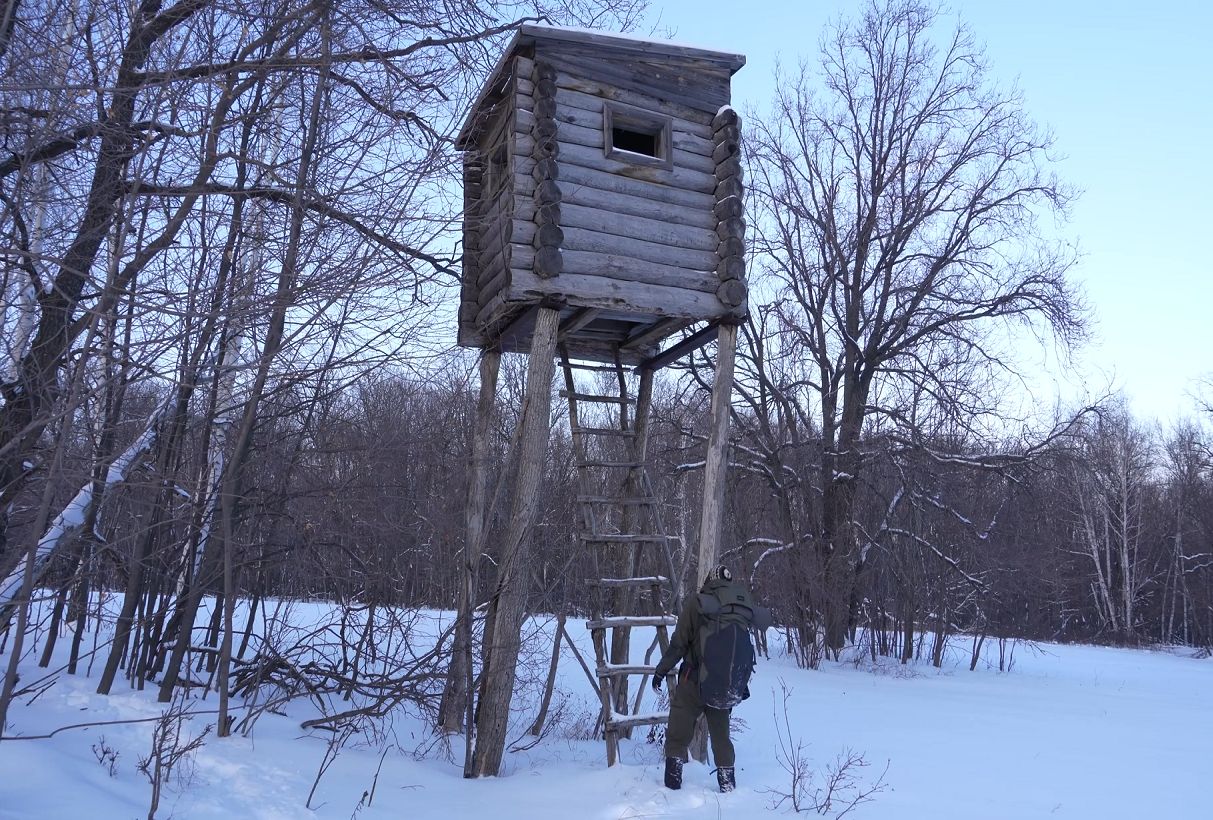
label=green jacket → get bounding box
[655,577,752,680]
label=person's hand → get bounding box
[652,674,663,694]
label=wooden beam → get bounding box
[558,307,601,340]
[496,305,540,349]
[621,317,686,350]
[696,323,738,584]
[472,307,561,777]
[637,322,720,372]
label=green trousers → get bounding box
[664,678,735,767]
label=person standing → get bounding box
[652,564,767,793]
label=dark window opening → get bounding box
[604,104,672,167]
[612,125,661,157]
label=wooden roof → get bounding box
[457,24,746,149]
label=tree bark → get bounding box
[471,306,559,778]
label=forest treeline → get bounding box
[0,0,1209,772]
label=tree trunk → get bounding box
[471,306,559,778]
[440,348,500,737]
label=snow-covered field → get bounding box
[2,598,1210,819]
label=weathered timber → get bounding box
[713,122,741,145]
[507,267,727,320]
[476,269,509,310]
[510,27,743,73]
[715,175,744,200]
[533,222,564,248]
[713,195,744,221]
[717,236,744,258]
[534,178,562,205]
[717,256,745,281]
[715,158,743,184]
[715,217,746,241]
[711,138,739,165]
[515,116,716,174]
[559,203,717,254]
[557,175,715,229]
[695,322,738,583]
[558,249,717,292]
[544,103,714,156]
[558,390,635,404]
[475,240,510,296]
[475,211,523,268]
[471,307,560,777]
[560,227,717,272]
[532,157,559,181]
[622,317,689,350]
[534,246,563,278]
[554,140,715,194]
[533,158,715,210]
[639,322,721,372]
[716,279,747,308]
[570,427,636,437]
[552,85,713,138]
[440,347,500,738]
[712,106,739,131]
[546,51,731,112]
[548,58,725,121]
[534,95,557,119]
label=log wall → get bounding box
[459,34,748,349]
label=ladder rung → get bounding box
[570,426,636,437]
[564,362,623,373]
[560,390,635,404]
[597,663,660,677]
[579,533,675,543]
[587,616,678,629]
[586,576,669,588]
[606,712,669,731]
[578,460,643,468]
[578,495,659,505]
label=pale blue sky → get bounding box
[653,0,1212,424]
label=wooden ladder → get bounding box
[559,350,680,766]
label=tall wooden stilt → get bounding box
[440,349,499,763]
[689,322,738,764]
[696,322,738,582]
[472,307,560,777]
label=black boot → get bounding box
[717,766,736,793]
[664,756,684,790]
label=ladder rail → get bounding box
[561,350,678,766]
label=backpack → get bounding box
[694,582,771,709]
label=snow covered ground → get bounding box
[2,598,1210,819]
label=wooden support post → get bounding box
[472,307,561,778]
[695,323,738,583]
[442,348,499,762]
[687,323,738,763]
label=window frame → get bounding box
[603,103,673,170]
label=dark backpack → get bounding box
[694,582,771,709]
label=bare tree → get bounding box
[744,0,1086,649]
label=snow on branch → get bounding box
[884,527,986,591]
[0,392,173,620]
[753,539,795,574]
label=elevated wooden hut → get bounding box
[455,27,748,773]
[456,25,747,363]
